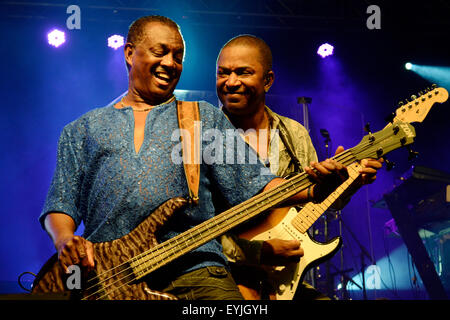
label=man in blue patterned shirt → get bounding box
[39,16,349,300]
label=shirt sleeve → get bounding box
[39,124,85,229]
[221,233,263,265]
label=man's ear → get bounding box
[264,70,275,92]
[124,43,134,70]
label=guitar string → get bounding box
[83,129,402,299]
[82,148,360,299]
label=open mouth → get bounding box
[154,71,172,85]
[153,70,174,86]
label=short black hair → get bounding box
[126,15,182,45]
[125,15,185,71]
[219,34,273,73]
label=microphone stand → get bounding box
[320,129,333,296]
[329,264,361,300]
[339,214,374,300]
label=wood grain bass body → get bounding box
[31,197,188,300]
[239,206,342,300]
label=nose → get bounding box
[160,53,176,69]
[225,72,241,89]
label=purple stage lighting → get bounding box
[108,35,125,50]
[47,29,65,48]
[317,43,334,58]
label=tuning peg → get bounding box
[431,84,437,89]
[407,146,419,161]
[383,157,395,171]
[410,94,417,100]
[364,123,375,142]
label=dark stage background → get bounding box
[1,0,449,300]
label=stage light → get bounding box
[405,62,412,70]
[405,64,450,90]
[108,35,125,50]
[47,29,65,48]
[317,43,334,58]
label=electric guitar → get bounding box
[31,87,448,300]
[237,85,449,300]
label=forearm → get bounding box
[44,213,95,270]
[44,213,77,249]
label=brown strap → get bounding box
[176,100,201,205]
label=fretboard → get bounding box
[291,162,361,233]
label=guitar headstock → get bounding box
[352,121,416,161]
[392,85,448,124]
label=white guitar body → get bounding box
[239,163,362,300]
[251,206,342,300]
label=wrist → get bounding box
[308,185,320,203]
[307,185,314,202]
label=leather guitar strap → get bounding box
[176,100,201,205]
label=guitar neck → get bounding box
[291,162,361,233]
[129,149,360,280]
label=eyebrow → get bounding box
[217,66,254,72]
[151,43,184,53]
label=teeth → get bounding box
[156,72,170,80]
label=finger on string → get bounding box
[334,145,345,155]
[286,240,301,249]
[367,160,383,169]
[304,165,321,181]
[86,241,95,269]
[359,167,377,174]
[288,249,304,261]
[319,159,336,171]
[77,239,87,261]
[66,239,82,268]
[59,249,73,274]
[312,161,332,175]
[59,258,69,274]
